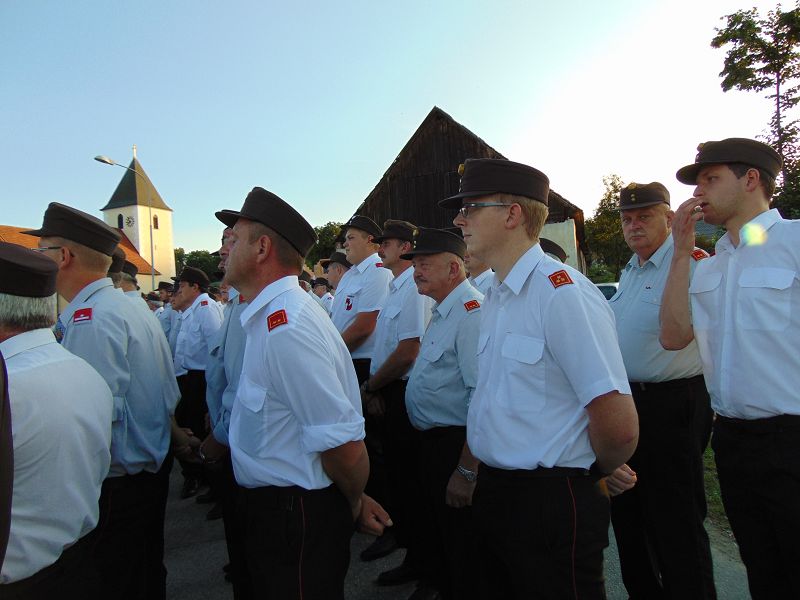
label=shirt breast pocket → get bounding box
[738,267,795,331]
[689,272,723,330]
[344,284,362,312]
[235,376,269,457]
[420,343,445,364]
[499,334,546,413]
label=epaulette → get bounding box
[201,300,209,306]
[267,309,288,332]
[73,307,93,324]
[548,269,574,289]
[464,299,480,312]
[691,249,709,261]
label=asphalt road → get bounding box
[164,470,750,599]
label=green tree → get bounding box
[712,3,800,217]
[184,250,220,281]
[174,247,186,274]
[585,174,629,282]
[306,221,343,268]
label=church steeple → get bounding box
[99,152,172,212]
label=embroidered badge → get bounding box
[464,299,481,312]
[267,309,288,331]
[345,297,353,311]
[73,307,93,324]
[691,249,709,261]
[375,262,384,268]
[201,300,208,306]
[239,294,245,303]
[548,270,574,288]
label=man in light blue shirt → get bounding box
[607,182,714,600]
[403,227,483,600]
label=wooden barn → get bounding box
[352,107,588,271]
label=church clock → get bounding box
[125,216,135,227]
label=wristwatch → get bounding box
[456,465,478,482]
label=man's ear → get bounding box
[505,203,525,230]
[254,234,272,264]
[665,210,675,228]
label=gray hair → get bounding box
[0,292,58,331]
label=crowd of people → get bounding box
[0,136,797,600]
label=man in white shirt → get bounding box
[464,250,493,294]
[661,137,798,599]
[0,242,112,597]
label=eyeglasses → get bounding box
[31,246,64,252]
[458,202,510,218]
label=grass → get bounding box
[703,446,732,536]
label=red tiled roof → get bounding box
[0,224,159,276]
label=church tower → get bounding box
[100,146,176,287]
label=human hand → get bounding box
[672,198,704,256]
[356,493,393,536]
[445,469,476,508]
[605,464,637,497]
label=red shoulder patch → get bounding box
[200,300,209,306]
[691,249,709,261]
[375,262,384,268]
[464,299,481,312]
[267,309,288,331]
[239,294,245,303]
[548,270,573,289]
[73,307,93,324]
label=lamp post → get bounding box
[94,152,156,291]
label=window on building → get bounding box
[153,215,159,230]
[117,214,124,228]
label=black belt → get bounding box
[419,425,465,440]
[716,414,800,434]
[240,483,335,511]
[629,374,704,392]
[481,465,592,480]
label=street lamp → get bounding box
[94,152,156,291]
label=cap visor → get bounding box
[613,199,671,211]
[676,164,702,185]
[215,210,241,227]
[438,190,500,209]
[19,228,46,237]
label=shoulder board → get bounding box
[691,249,709,261]
[73,307,93,324]
[200,300,208,306]
[267,309,288,332]
[464,299,481,312]
[375,262,384,268]
[548,270,574,289]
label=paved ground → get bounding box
[164,470,751,599]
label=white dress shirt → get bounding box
[330,253,393,359]
[467,244,631,470]
[468,268,494,295]
[689,209,800,419]
[1,329,112,583]
[174,292,223,372]
[230,276,365,489]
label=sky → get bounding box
[1,0,786,252]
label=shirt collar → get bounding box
[355,253,380,273]
[184,292,209,316]
[61,277,116,324]
[228,287,239,301]
[470,268,493,284]
[240,276,298,326]
[716,208,782,254]
[435,278,473,319]
[391,265,414,291]
[502,244,545,295]
[0,328,57,360]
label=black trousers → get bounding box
[1,529,99,600]
[353,358,389,508]
[92,462,171,600]
[610,375,715,599]
[176,370,208,481]
[712,414,800,600]
[415,426,478,600]
[472,466,609,600]
[240,483,354,600]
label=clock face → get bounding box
[125,216,135,227]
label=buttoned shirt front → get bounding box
[206,288,247,446]
[230,276,365,489]
[330,253,393,359]
[689,209,800,419]
[174,292,223,372]
[406,279,483,430]
[1,329,112,583]
[369,266,432,378]
[469,268,494,295]
[60,278,179,477]
[467,244,631,470]
[610,234,704,382]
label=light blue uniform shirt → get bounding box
[206,288,247,446]
[610,234,703,383]
[405,279,483,430]
[60,278,180,477]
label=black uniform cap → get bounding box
[320,251,351,269]
[676,138,782,185]
[0,242,58,297]
[343,215,382,239]
[122,260,138,278]
[439,158,550,209]
[373,220,417,244]
[157,281,173,292]
[22,202,121,256]
[108,247,126,274]
[215,188,317,256]
[400,227,467,260]
[177,266,210,287]
[313,277,330,287]
[540,238,568,263]
[613,182,670,211]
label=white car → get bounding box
[595,282,618,300]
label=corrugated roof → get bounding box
[0,224,159,276]
[99,158,172,212]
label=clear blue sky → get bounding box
[1,0,781,251]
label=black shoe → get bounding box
[180,478,200,499]
[376,561,420,586]
[206,502,223,520]
[407,584,441,600]
[360,531,398,562]
[195,490,217,504]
